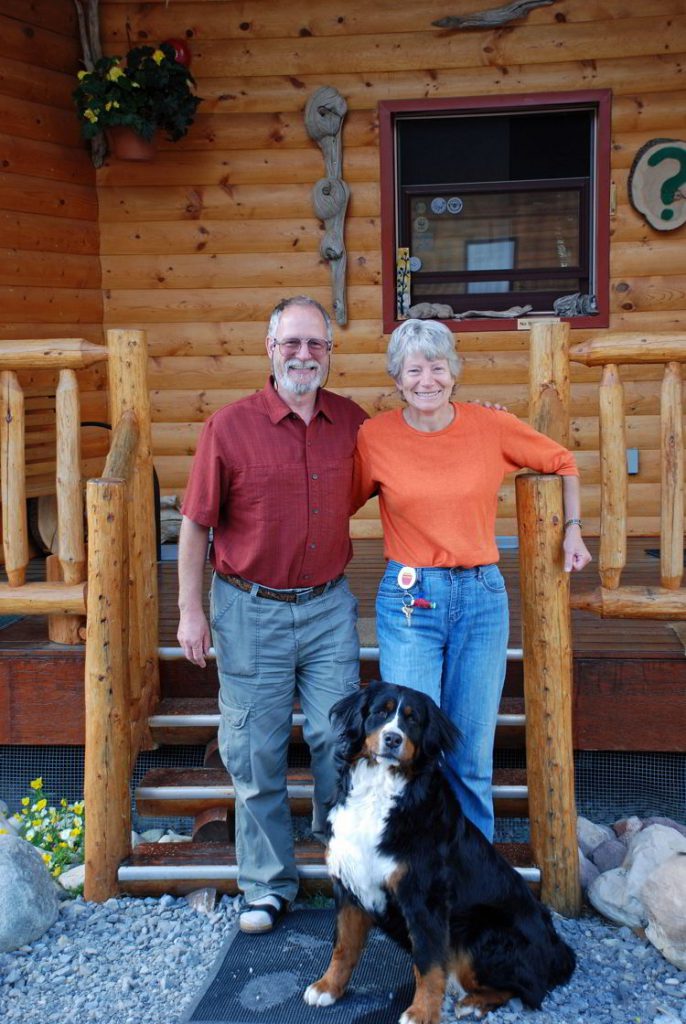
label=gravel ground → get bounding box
[0,893,684,1024]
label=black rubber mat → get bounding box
[185,908,413,1024]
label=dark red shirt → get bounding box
[182,379,368,589]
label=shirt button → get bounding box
[302,574,310,580]
[311,473,318,480]
[310,543,317,550]
[312,508,319,515]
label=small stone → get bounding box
[591,838,628,873]
[614,816,644,844]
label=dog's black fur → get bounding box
[304,682,575,1022]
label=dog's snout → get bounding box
[382,729,403,751]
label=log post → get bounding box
[106,329,159,750]
[516,472,581,917]
[528,321,570,445]
[598,364,627,589]
[660,362,683,590]
[51,369,86,642]
[84,477,130,902]
[0,371,28,586]
[46,555,84,643]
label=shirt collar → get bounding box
[262,378,335,424]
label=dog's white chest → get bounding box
[327,761,405,915]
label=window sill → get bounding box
[382,312,609,334]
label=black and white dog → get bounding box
[304,682,575,1022]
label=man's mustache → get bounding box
[284,359,320,371]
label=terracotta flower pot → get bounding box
[106,126,156,161]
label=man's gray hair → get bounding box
[386,319,463,382]
[267,296,333,342]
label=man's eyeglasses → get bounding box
[270,337,332,356]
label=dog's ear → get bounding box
[329,686,369,742]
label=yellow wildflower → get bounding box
[152,49,165,64]
[77,70,89,81]
[105,100,120,112]
[70,827,82,838]
[35,798,47,812]
[107,65,125,82]
[32,819,42,827]
[30,778,43,790]
[73,802,84,815]
[61,799,67,808]
[84,109,98,124]
[0,828,7,835]
[21,797,30,807]
[41,852,51,864]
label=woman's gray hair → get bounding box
[386,319,463,382]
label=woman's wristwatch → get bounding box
[564,518,583,530]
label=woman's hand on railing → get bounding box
[563,525,592,573]
[177,608,212,668]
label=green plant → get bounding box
[73,42,201,142]
[1,777,85,879]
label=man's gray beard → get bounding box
[273,358,325,395]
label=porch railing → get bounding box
[0,330,159,901]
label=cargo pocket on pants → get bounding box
[219,702,252,786]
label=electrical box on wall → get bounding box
[627,448,640,475]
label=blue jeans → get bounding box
[376,560,509,841]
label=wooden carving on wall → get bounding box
[74,0,106,167]
[305,87,350,326]
[433,0,558,29]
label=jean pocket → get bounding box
[478,564,506,593]
[219,701,252,785]
[209,577,241,628]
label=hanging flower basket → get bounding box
[73,43,201,156]
[106,125,156,161]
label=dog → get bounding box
[304,681,575,1023]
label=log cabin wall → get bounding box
[96,1,686,538]
[0,0,105,503]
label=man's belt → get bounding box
[216,571,344,603]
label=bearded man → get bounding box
[177,296,367,933]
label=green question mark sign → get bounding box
[647,145,686,222]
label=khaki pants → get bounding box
[210,573,360,903]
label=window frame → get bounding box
[379,90,611,333]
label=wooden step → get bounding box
[117,840,540,897]
[148,696,527,747]
[135,766,529,818]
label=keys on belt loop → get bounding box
[401,592,414,627]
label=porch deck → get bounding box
[1,537,685,751]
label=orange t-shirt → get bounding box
[352,403,579,568]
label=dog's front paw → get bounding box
[304,982,338,1007]
[399,1011,431,1024]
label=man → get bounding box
[177,296,367,934]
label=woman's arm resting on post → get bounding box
[177,515,212,667]
[561,475,592,573]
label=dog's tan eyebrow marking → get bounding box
[402,704,414,718]
[383,699,396,713]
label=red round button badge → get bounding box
[397,566,417,590]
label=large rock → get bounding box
[0,811,19,835]
[0,835,60,952]
[588,825,686,927]
[642,853,686,970]
[577,816,614,857]
[578,848,600,891]
[590,837,627,873]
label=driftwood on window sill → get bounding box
[433,0,558,30]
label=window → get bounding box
[379,92,611,332]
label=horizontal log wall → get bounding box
[0,1,104,504]
[97,0,686,537]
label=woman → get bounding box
[352,319,591,841]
